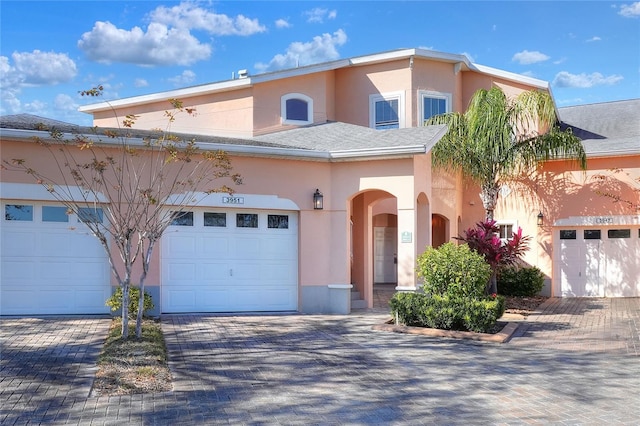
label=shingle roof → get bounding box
[253,121,447,152]
[558,99,640,157]
[0,114,446,160]
[0,113,293,149]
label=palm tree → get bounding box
[427,86,587,220]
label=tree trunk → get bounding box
[480,183,500,221]
[121,278,130,339]
[135,239,156,338]
[486,271,498,295]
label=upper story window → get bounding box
[370,92,405,130]
[281,93,313,125]
[419,90,451,125]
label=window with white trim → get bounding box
[419,90,451,125]
[495,220,517,242]
[281,93,313,125]
[370,92,405,130]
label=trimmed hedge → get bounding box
[389,292,506,333]
[498,266,545,297]
[106,286,155,318]
[416,242,491,299]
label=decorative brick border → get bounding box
[372,321,519,343]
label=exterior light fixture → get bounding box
[537,211,544,226]
[313,189,324,210]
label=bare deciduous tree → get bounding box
[3,87,241,338]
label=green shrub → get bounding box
[389,292,505,333]
[106,286,154,318]
[416,242,491,299]
[498,266,545,297]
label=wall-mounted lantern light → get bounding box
[313,189,323,210]
[537,211,544,226]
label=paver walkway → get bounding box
[1,298,639,425]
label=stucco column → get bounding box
[396,207,417,290]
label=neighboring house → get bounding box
[1,48,638,316]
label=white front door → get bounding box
[374,227,397,283]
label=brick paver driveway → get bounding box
[1,298,639,425]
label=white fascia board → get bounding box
[79,59,350,114]
[328,145,427,159]
[586,149,640,158]
[0,182,108,203]
[78,78,253,113]
[470,63,549,89]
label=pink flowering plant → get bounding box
[457,220,531,294]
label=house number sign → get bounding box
[595,217,613,224]
[222,196,244,205]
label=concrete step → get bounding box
[351,290,361,300]
[351,299,367,309]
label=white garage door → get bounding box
[1,202,111,315]
[161,208,298,313]
[557,227,640,297]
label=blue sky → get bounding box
[2,1,639,125]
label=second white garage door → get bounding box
[161,208,298,313]
[556,226,640,297]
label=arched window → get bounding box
[281,93,313,125]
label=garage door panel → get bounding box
[165,234,197,256]
[201,236,230,256]
[166,262,197,280]
[161,208,298,313]
[2,259,37,280]
[201,263,230,280]
[2,230,36,256]
[240,287,296,311]
[260,263,295,281]
[233,237,261,257]
[197,289,232,310]
[262,238,296,259]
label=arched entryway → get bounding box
[350,190,397,308]
[431,214,450,248]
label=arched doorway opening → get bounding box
[350,190,397,309]
[431,214,450,248]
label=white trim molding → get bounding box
[281,93,314,126]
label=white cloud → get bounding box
[0,51,77,115]
[134,78,149,88]
[553,57,567,65]
[275,18,291,29]
[53,93,79,112]
[78,21,211,66]
[553,71,624,88]
[304,8,337,23]
[619,2,640,17]
[149,2,266,35]
[168,70,197,87]
[4,50,77,86]
[255,29,347,72]
[512,50,550,65]
[586,36,602,42]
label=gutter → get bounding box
[1,128,433,162]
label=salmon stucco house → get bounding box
[1,48,639,316]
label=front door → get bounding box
[374,227,397,283]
